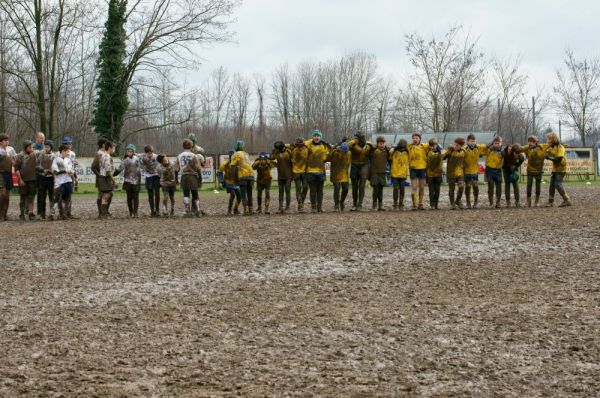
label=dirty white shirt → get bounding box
[52,156,73,188]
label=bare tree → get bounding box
[230,73,250,138]
[0,0,99,140]
[553,50,600,146]
[405,25,488,133]
[373,77,395,134]
[124,0,238,87]
[492,55,527,141]
[254,73,266,140]
[271,63,291,135]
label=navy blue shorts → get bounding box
[306,173,326,183]
[409,169,427,179]
[57,182,73,200]
[485,168,502,183]
[465,173,479,183]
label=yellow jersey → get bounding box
[348,139,374,164]
[329,150,351,183]
[291,145,309,174]
[305,140,332,173]
[463,144,487,175]
[390,149,409,179]
[484,146,504,169]
[546,144,567,173]
[426,150,444,177]
[521,144,548,174]
[218,160,236,185]
[407,143,430,169]
[446,148,465,178]
[230,150,254,179]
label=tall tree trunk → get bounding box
[48,0,65,139]
[34,0,47,136]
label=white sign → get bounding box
[74,158,123,185]
[74,156,215,184]
[200,156,215,183]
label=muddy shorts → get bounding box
[256,181,272,191]
[56,182,73,199]
[447,175,465,184]
[428,176,443,185]
[485,168,502,183]
[145,175,161,190]
[293,173,307,182]
[465,173,479,183]
[180,174,199,190]
[350,163,369,180]
[370,173,387,186]
[162,185,176,195]
[123,181,140,193]
[447,176,465,184]
[18,180,37,196]
[97,176,114,192]
[409,169,427,179]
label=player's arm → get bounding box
[14,156,24,185]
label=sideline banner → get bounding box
[596,145,600,176]
[75,156,214,184]
[75,158,123,184]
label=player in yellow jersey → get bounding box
[305,130,333,213]
[291,137,309,212]
[502,144,525,207]
[217,150,241,215]
[545,132,571,207]
[348,131,374,211]
[426,138,444,210]
[484,136,504,208]
[369,136,390,211]
[463,134,487,209]
[445,137,466,210]
[389,139,409,209]
[407,132,430,210]
[328,141,351,211]
[231,140,255,215]
[520,136,547,207]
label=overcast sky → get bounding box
[185,0,599,132]
[192,0,599,82]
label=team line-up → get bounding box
[0,130,571,221]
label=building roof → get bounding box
[371,132,497,147]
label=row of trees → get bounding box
[0,0,238,154]
[1,1,599,155]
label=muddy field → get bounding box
[1,184,599,397]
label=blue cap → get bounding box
[259,151,268,158]
[62,136,73,144]
[126,144,136,152]
[340,142,349,152]
[228,150,235,156]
